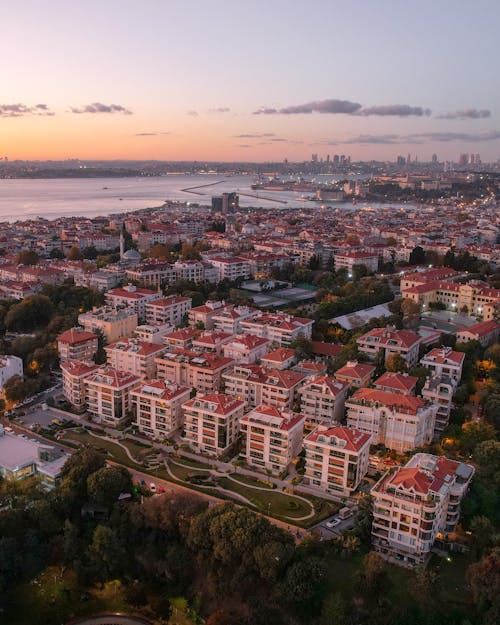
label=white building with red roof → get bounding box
[105,338,167,378]
[61,360,100,411]
[57,327,99,363]
[373,372,418,396]
[192,331,235,355]
[212,304,260,334]
[182,393,245,456]
[155,350,234,394]
[240,405,305,474]
[222,334,271,364]
[299,375,350,426]
[371,453,474,566]
[188,300,229,330]
[334,250,378,273]
[131,380,191,438]
[261,347,297,370]
[456,320,499,347]
[240,311,314,346]
[304,425,371,496]
[163,327,199,350]
[335,360,376,388]
[145,295,192,327]
[223,364,306,410]
[357,326,421,367]
[105,285,161,320]
[420,347,465,385]
[346,388,437,452]
[84,366,142,425]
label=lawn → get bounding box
[171,455,212,470]
[3,566,200,625]
[63,430,144,469]
[217,476,314,520]
[168,459,215,484]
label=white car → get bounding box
[326,518,341,529]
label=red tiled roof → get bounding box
[58,328,98,345]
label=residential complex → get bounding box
[57,328,99,363]
[78,306,138,343]
[299,375,350,426]
[131,380,191,438]
[85,366,142,425]
[357,326,421,367]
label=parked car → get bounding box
[326,518,341,529]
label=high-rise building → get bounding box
[221,192,239,213]
[211,196,223,213]
[432,153,438,163]
[458,153,468,167]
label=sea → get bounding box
[0,174,412,222]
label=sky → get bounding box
[1,0,500,162]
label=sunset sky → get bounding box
[2,0,500,162]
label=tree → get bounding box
[4,295,54,332]
[321,592,348,625]
[461,421,497,454]
[87,466,132,507]
[409,246,425,265]
[82,246,98,260]
[49,248,65,259]
[16,250,39,265]
[362,551,386,592]
[278,557,326,606]
[290,336,314,360]
[385,353,408,372]
[469,516,499,558]
[474,440,500,489]
[467,548,500,619]
[3,375,38,403]
[149,243,171,259]
[67,246,84,261]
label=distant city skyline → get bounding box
[2,0,500,161]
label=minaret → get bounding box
[119,226,125,259]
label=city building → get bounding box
[131,380,191,438]
[334,361,376,388]
[456,320,499,347]
[61,359,100,411]
[105,285,162,319]
[334,251,379,273]
[105,338,167,378]
[240,405,305,475]
[357,326,421,367]
[222,334,271,364]
[85,366,142,425]
[421,375,456,435]
[304,425,371,496]
[78,306,138,344]
[188,300,229,330]
[261,347,296,370]
[419,348,465,385]
[373,372,418,396]
[145,295,192,327]
[240,312,314,346]
[299,375,350,426]
[57,327,99,363]
[211,304,260,334]
[155,350,233,393]
[0,426,70,488]
[223,364,306,410]
[371,453,474,566]
[0,355,23,393]
[346,388,436,452]
[182,393,245,456]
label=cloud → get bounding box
[253,99,430,117]
[0,103,54,117]
[186,109,199,116]
[360,105,431,117]
[209,107,230,113]
[254,99,362,115]
[134,131,171,136]
[70,102,132,115]
[234,132,276,138]
[324,130,500,145]
[435,108,491,120]
[237,144,252,148]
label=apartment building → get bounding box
[182,393,245,456]
[373,372,418,396]
[261,347,296,370]
[240,405,305,474]
[357,326,421,367]
[134,323,174,345]
[145,295,192,327]
[125,261,176,289]
[105,338,167,378]
[223,364,306,410]
[57,327,99,363]
[371,453,474,566]
[192,331,234,355]
[334,251,379,273]
[456,320,499,347]
[346,388,436,453]
[208,256,251,282]
[105,285,161,319]
[189,300,230,330]
[222,334,271,364]
[155,350,233,393]
[163,327,199,350]
[173,260,206,283]
[419,347,464,385]
[211,304,260,334]
[240,312,314,346]
[61,359,100,411]
[0,355,23,393]
[131,380,191,438]
[421,375,456,435]
[85,366,142,425]
[304,425,371,496]
[299,375,350,426]
[334,361,376,388]
[78,306,138,343]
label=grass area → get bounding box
[231,473,274,489]
[3,566,198,625]
[168,460,214,483]
[217,476,314,520]
[63,430,143,469]
[171,455,212,470]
